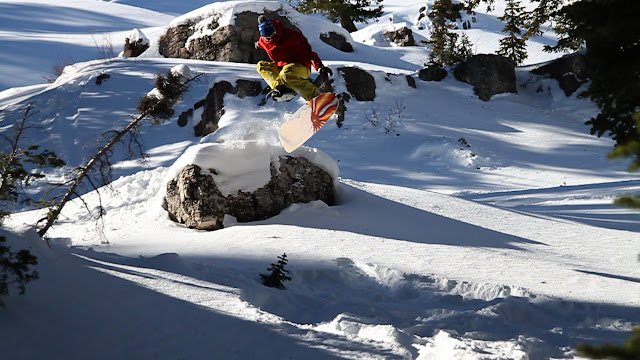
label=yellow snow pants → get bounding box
[257,61,320,101]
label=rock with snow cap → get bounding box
[531,52,589,96]
[159,7,299,63]
[122,28,150,57]
[383,26,416,47]
[163,142,337,230]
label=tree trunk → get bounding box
[339,14,358,33]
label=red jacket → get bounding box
[257,20,323,71]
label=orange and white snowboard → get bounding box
[278,93,339,153]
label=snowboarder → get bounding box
[256,15,333,102]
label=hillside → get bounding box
[1,1,638,359]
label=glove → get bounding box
[319,66,333,77]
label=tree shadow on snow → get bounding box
[0,248,403,360]
[56,248,640,360]
[461,180,640,232]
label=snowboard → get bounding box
[278,92,339,153]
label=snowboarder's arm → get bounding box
[287,29,324,70]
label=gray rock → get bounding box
[418,66,448,82]
[320,32,353,52]
[406,75,417,88]
[159,11,299,63]
[164,158,335,230]
[194,79,263,137]
[158,24,195,59]
[454,54,517,101]
[384,26,416,46]
[531,53,589,96]
[338,67,376,101]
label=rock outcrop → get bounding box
[339,67,376,101]
[194,79,263,137]
[454,54,517,101]
[319,32,353,52]
[531,53,589,96]
[384,26,416,46]
[159,11,299,63]
[164,158,335,230]
[419,66,448,82]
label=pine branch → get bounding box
[37,71,202,238]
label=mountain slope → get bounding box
[1,1,638,359]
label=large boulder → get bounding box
[531,53,589,96]
[454,54,517,101]
[319,32,353,52]
[164,158,335,231]
[159,10,299,63]
[194,79,263,137]
[338,67,376,101]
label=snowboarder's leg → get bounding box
[257,61,283,89]
[280,63,320,101]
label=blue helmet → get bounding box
[258,16,276,37]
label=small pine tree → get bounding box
[260,253,292,289]
[577,326,640,359]
[290,0,383,33]
[428,0,474,66]
[497,0,528,64]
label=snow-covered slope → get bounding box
[1,1,638,359]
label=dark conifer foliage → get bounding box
[0,105,65,219]
[260,253,292,289]
[0,105,60,308]
[497,0,528,64]
[577,326,640,360]
[552,0,640,146]
[428,0,473,66]
[0,236,39,309]
[288,0,383,32]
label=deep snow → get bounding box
[1,1,638,359]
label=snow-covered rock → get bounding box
[163,141,338,230]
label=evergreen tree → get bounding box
[577,326,640,359]
[464,0,567,39]
[289,0,383,33]
[260,253,292,289]
[497,0,528,64]
[522,0,567,39]
[428,0,474,66]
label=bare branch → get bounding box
[37,71,202,237]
